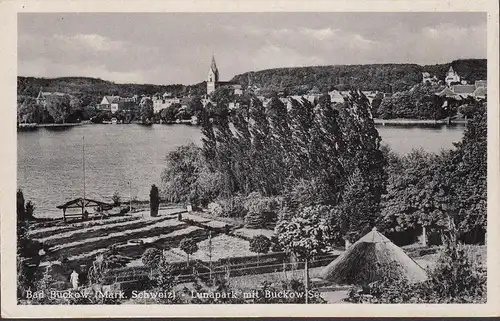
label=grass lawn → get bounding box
[174,234,253,262]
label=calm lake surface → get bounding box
[17,123,465,217]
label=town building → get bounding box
[36,90,67,107]
[328,90,345,104]
[451,85,476,99]
[435,81,487,101]
[99,96,136,114]
[445,66,461,86]
[422,72,438,84]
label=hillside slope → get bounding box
[17,76,206,106]
[230,59,487,94]
[18,59,486,105]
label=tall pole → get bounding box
[304,257,309,304]
[208,231,213,280]
[82,136,86,214]
[129,181,132,213]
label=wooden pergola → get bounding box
[56,198,113,221]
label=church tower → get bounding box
[207,55,219,95]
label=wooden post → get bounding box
[63,208,66,222]
[304,258,309,304]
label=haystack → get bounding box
[321,228,427,285]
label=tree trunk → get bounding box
[304,258,309,304]
[187,254,190,266]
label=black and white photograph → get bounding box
[2,0,499,317]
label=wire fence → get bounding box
[109,252,339,284]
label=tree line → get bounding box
[230,59,486,95]
[162,86,487,246]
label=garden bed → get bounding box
[46,219,187,259]
[28,215,140,239]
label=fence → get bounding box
[105,252,339,285]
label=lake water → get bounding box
[17,123,465,217]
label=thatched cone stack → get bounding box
[321,227,428,285]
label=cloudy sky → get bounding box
[18,12,486,85]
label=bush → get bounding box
[141,248,162,269]
[243,192,280,229]
[218,195,247,218]
[344,242,486,303]
[112,192,121,206]
[208,202,224,217]
[249,235,271,258]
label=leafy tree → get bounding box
[249,235,271,265]
[45,94,73,123]
[187,96,204,119]
[150,185,160,217]
[330,167,380,243]
[275,205,333,303]
[139,97,154,122]
[25,201,35,220]
[112,192,121,206]
[161,144,217,206]
[179,238,198,266]
[17,96,42,123]
[448,106,487,242]
[380,149,452,236]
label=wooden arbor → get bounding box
[56,198,113,222]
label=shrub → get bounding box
[208,202,224,217]
[112,192,121,206]
[217,195,247,218]
[243,192,280,229]
[150,185,160,217]
[249,235,271,264]
[141,248,162,269]
[270,236,283,252]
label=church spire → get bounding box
[210,55,218,73]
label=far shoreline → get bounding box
[373,118,468,126]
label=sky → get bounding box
[18,12,487,85]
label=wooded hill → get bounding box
[18,59,486,106]
[17,76,207,107]
[230,59,487,94]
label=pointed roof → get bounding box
[321,228,428,285]
[448,66,455,73]
[356,227,392,243]
[210,55,218,73]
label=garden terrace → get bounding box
[37,215,177,247]
[40,224,208,268]
[28,215,140,238]
[45,217,187,259]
